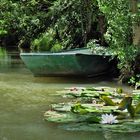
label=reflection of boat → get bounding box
[20,48,116,77]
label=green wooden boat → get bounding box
[20,48,115,77]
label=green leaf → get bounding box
[81,92,99,97]
[51,103,72,112]
[116,88,123,94]
[100,6,111,14]
[85,116,101,123]
[127,105,135,118]
[60,122,140,133]
[71,103,89,114]
[44,111,81,123]
[0,30,7,35]
[118,96,132,110]
[135,102,140,114]
[101,96,116,106]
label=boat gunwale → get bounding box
[20,52,111,57]
[20,48,112,56]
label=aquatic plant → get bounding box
[65,87,86,91]
[100,114,118,124]
[44,86,140,132]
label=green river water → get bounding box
[0,47,139,140]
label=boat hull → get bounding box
[20,51,115,77]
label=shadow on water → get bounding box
[33,74,113,83]
[0,47,137,140]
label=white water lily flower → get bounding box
[101,114,118,124]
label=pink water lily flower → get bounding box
[101,114,118,124]
[65,87,86,91]
[92,100,97,104]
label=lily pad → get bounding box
[71,103,118,114]
[51,103,72,112]
[44,110,79,123]
[44,86,140,133]
[44,110,100,123]
[59,122,140,133]
[91,87,116,92]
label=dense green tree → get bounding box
[0,0,140,84]
[0,0,54,47]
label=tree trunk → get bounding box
[130,0,140,46]
[82,0,93,46]
[98,15,106,46]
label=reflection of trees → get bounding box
[0,47,23,69]
[0,47,10,67]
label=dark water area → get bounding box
[0,47,139,140]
